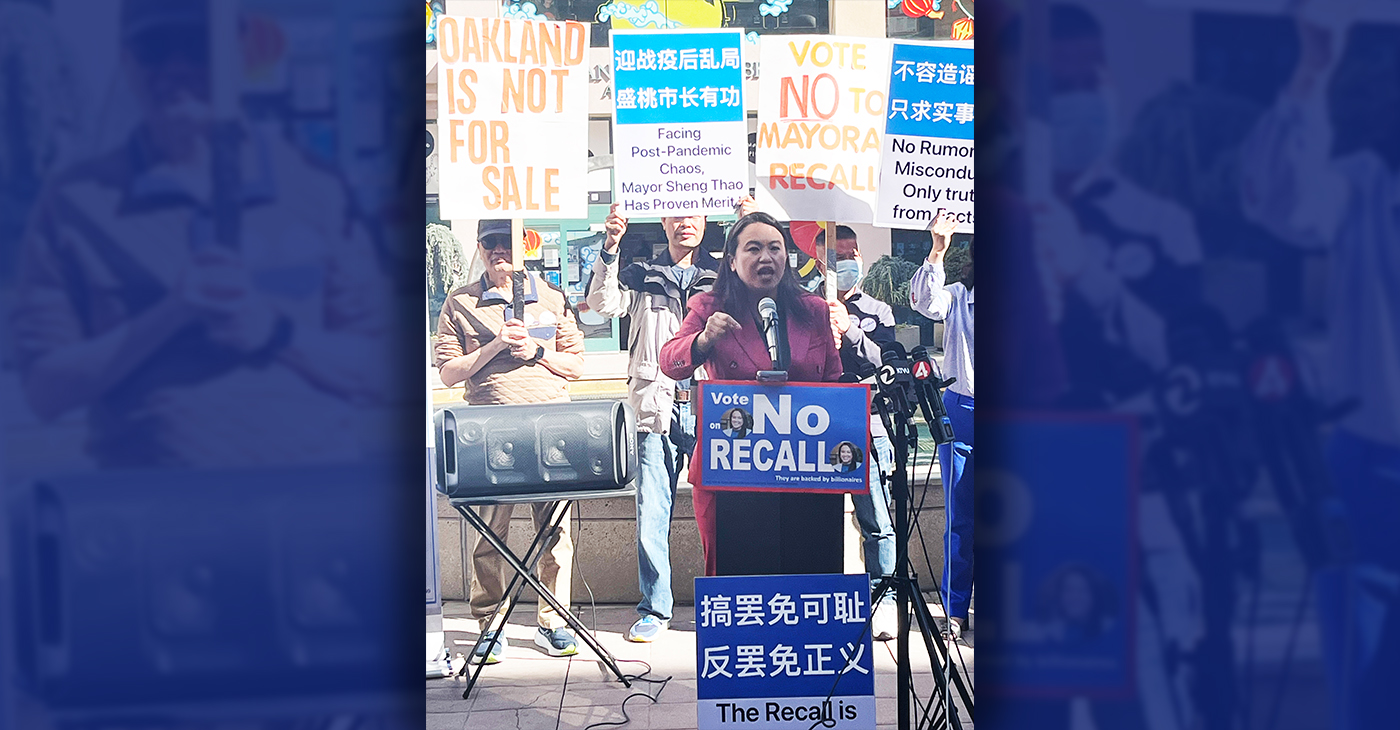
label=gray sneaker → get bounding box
[534,627,579,657]
[471,630,506,664]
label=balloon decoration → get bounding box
[951,17,974,40]
[523,228,544,260]
[901,0,945,20]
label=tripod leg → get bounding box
[906,584,973,727]
[456,503,555,699]
[465,501,633,687]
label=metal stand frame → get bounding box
[453,499,633,699]
[873,413,974,730]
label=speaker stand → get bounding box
[454,500,632,699]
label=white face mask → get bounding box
[835,259,863,291]
[1050,89,1116,177]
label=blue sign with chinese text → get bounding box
[698,381,870,495]
[695,573,876,729]
[612,30,745,125]
[885,43,973,140]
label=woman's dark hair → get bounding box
[712,211,818,324]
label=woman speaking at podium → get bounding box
[659,212,843,576]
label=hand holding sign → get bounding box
[734,194,759,219]
[697,311,743,353]
[499,318,533,359]
[828,300,850,347]
[927,210,956,262]
[603,203,628,252]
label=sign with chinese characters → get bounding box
[611,29,748,216]
[698,382,870,494]
[979,415,1136,697]
[756,36,892,224]
[874,41,974,231]
[696,573,876,730]
[434,16,589,219]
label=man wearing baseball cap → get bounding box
[435,220,587,663]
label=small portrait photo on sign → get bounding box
[829,441,865,473]
[1037,562,1119,644]
[720,407,752,438]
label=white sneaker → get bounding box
[872,602,896,642]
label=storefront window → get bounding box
[887,0,974,40]
[497,0,830,45]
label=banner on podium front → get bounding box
[696,573,876,730]
[697,381,870,494]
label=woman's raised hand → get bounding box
[696,311,742,352]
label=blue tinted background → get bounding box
[1,1,422,727]
[611,30,745,125]
[979,416,1133,697]
[886,42,974,140]
[979,0,1398,728]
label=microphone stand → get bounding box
[868,372,974,730]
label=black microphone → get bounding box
[877,343,916,419]
[759,297,783,370]
[911,346,956,445]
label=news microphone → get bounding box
[877,343,916,419]
[758,297,782,370]
[911,346,956,445]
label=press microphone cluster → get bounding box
[866,342,957,446]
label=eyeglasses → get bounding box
[480,237,512,252]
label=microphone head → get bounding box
[879,341,908,361]
[758,297,778,318]
[911,345,930,362]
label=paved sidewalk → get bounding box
[428,601,975,730]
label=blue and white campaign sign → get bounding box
[697,381,870,494]
[874,41,974,232]
[696,573,876,730]
[611,29,748,217]
[979,415,1136,697]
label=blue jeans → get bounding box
[938,391,974,620]
[852,435,896,600]
[1317,428,1400,729]
[636,432,677,621]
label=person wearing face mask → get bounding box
[586,199,759,642]
[814,224,899,641]
[1022,4,1202,405]
[660,212,843,576]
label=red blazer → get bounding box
[660,291,844,384]
[661,290,844,576]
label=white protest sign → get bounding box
[874,41,974,232]
[755,36,892,224]
[611,29,748,217]
[435,17,589,219]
